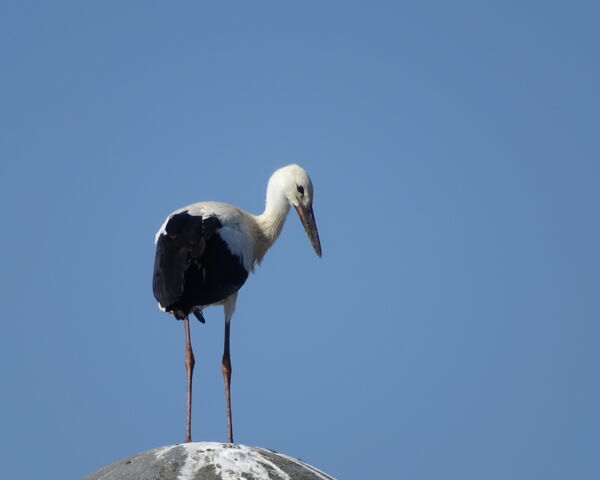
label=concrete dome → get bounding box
[82,442,337,480]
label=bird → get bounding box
[152,164,322,444]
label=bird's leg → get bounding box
[183,316,195,443]
[222,317,234,443]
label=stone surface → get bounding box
[82,442,337,480]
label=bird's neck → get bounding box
[254,187,291,260]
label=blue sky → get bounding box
[1,2,599,479]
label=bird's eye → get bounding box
[296,185,305,195]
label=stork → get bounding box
[152,164,322,444]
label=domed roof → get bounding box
[83,442,336,480]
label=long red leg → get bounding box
[183,316,195,443]
[222,318,233,443]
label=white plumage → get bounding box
[152,164,322,444]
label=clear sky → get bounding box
[1,2,599,479]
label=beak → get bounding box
[294,203,322,257]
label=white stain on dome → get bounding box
[154,442,301,480]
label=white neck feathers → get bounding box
[251,173,292,262]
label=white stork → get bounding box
[152,164,322,444]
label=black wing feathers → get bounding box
[152,211,248,319]
[153,211,208,311]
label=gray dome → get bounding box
[82,442,337,480]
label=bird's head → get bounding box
[271,164,322,257]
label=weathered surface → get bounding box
[82,443,337,480]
